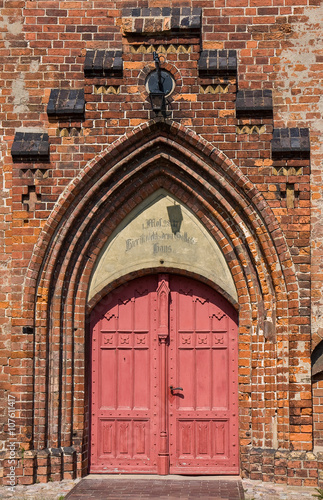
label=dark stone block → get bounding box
[122,8,132,17]
[171,16,180,29]
[281,137,290,148]
[219,57,227,69]
[47,89,85,119]
[84,49,123,77]
[14,131,24,141]
[236,89,273,117]
[291,137,300,149]
[271,128,310,158]
[84,49,94,74]
[162,7,171,16]
[11,132,49,162]
[182,7,191,16]
[75,90,85,112]
[191,15,201,27]
[181,16,189,27]
[46,88,59,115]
[112,52,123,73]
[192,7,202,16]
[151,7,161,16]
[228,56,237,70]
[290,127,300,137]
[209,57,217,70]
[93,50,104,73]
[198,49,237,76]
[38,140,49,156]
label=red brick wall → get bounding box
[0,0,322,486]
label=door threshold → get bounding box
[85,474,241,480]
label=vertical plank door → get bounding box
[90,276,159,473]
[168,276,239,474]
[90,274,239,474]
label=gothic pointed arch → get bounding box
[23,120,297,460]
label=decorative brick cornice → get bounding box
[11,132,49,162]
[84,50,123,77]
[121,7,202,34]
[271,128,310,158]
[236,90,273,117]
[47,89,85,119]
[198,50,237,77]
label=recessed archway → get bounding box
[22,120,296,475]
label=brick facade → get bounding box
[0,0,322,487]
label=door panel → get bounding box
[168,276,239,474]
[90,274,239,474]
[90,276,159,473]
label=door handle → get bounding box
[170,385,183,393]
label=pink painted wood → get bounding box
[168,276,239,474]
[156,275,170,475]
[90,274,239,474]
[90,276,159,473]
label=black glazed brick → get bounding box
[198,49,237,76]
[47,89,85,119]
[84,50,123,77]
[236,89,273,117]
[271,128,310,157]
[11,132,49,162]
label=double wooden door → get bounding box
[90,274,239,474]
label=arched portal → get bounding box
[90,274,239,475]
[23,120,297,477]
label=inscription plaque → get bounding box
[89,190,237,303]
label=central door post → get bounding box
[157,274,170,475]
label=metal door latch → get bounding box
[170,385,183,393]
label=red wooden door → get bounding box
[90,276,159,473]
[168,276,239,474]
[90,274,239,474]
